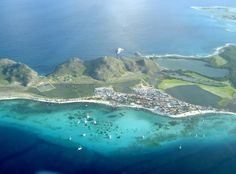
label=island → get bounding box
[192,6,236,32]
[1,44,236,117]
[192,6,236,20]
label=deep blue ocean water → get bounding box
[0,0,236,73]
[1,125,236,174]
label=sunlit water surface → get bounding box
[0,0,236,73]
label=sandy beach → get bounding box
[0,92,235,118]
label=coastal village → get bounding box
[94,86,212,116]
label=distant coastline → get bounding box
[144,43,236,59]
[191,6,231,10]
[191,6,236,33]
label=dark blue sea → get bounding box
[1,125,236,174]
[0,0,236,73]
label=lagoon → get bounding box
[156,58,229,78]
[166,85,221,108]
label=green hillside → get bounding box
[0,59,38,86]
[218,45,236,87]
[51,58,86,77]
[85,57,127,81]
[50,56,161,82]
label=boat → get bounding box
[86,113,90,119]
[77,146,83,151]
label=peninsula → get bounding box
[1,44,236,117]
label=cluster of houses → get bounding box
[94,87,129,103]
[94,86,207,116]
[132,87,205,115]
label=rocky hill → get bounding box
[50,58,86,77]
[50,56,161,82]
[218,45,236,87]
[0,56,161,86]
[0,59,38,86]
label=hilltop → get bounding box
[0,57,161,87]
[49,56,161,83]
[0,59,39,86]
[217,45,236,87]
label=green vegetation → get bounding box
[51,58,86,77]
[0,59,38,86]
[28,84,100,98]
[158,79,193,90]
[166,85,221,108]
[85,57,127,81]
[158,78,236,108]
[1,45,236,111]
[27,80,140,98]
[210,55,228,67]
[199,82,236,100]
[0,56,161,99]
[218,45,236,87]
[164,71,226,87]
[49,56,161,83]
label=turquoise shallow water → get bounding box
[1,100,236,173]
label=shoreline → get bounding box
[1,43,236,118]
[0,95,235,118]
[191,6,232,10]
[144,43,236,60]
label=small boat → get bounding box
[108,135,112,139]
[77,146,83,151]
[86,113,90,119]
[69,137,72,141]
[93,120,97,125]
[82,133,86,137]
[179,145,182,150]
